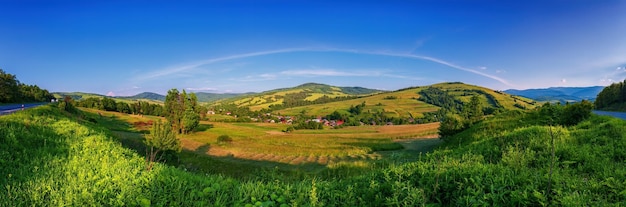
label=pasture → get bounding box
[80,108,441,176]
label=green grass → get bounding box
[3,104,625,206]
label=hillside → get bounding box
[52,92,105,100]
[118,92,165,101]
[3,99,625,205]
[213,82,384,111]
[276,82,537,117]
[505,86,604,103]
[195,92,249,103]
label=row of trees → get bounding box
[0,69,54,103]
[76,97,165,117]
[595,80,626,110]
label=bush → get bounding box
[439,113,465,138]
[217,135,232,143]
[561,100,593,126]
[283,126,295,133]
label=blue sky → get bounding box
[1,1,625,96]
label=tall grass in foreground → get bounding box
[2,106,626,206]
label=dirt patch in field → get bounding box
[132,120,153,130]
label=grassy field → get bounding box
[276,89,439,117]
[77,107,440,174]
[3,102,626,205]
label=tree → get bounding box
[561,100,593,126]
[463,95,484,124]
[438,113,464,138]
[145,120,180,171]
[116,102,131,114]
[165,89,184,133]
[182,102,200,134]
[0,69,20,103]
[164,89,201,134]
[100,97,117,111]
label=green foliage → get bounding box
[418,87,464,112]
[145,120,180,171]
[76,97,164,116]
[217,134,233,143]
[438,113,464,138]
[537,101,593,126]
[561,100,594,126]
[165,89,201,133]
[268,92,359,110]
[182,107,200,133]
[2,101,626,206]
[595,80,626,110]
[58,96,78,113]
[0,69,54,103]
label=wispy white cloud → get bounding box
[137,47,512,86]
[280,69,377,77]
[135,48,314,81]
[186,87,217,91]
[231,73,278,82]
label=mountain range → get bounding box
[504,86,604,103]
[53,83,606,106]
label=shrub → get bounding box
[561,100,593,126]
[217,135,232,143]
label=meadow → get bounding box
[79,107,440,175]
[2,104,625,206]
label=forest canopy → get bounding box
[595,80,626,111]
[0,69,54,103]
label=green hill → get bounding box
[52,92,105,100]
[213,82,384,111]
[195,92,250,103]
[119,92,166,102]
[275,82,537,117]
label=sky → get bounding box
[1,0,625,96]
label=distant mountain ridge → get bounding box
[117,92,165,101]
[504,86,604,102]
[53,83,383,104]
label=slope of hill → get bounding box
[276,82,536,117]
[53,92,105,100]
[117,92,165,101]
[504,86,604,102]
[195,92,250,103]
[214,83,384,110]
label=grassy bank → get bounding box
[2,105,625,206]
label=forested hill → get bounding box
[275,82,537,119]
[214,82,384,111]
[118,92,165,101]
[595,80,626,111]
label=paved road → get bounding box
[0,103,47,115]
[593,110,626,120]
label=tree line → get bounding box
[595,80,626,110]
[76,97,165,116]
[0,69,54,103]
